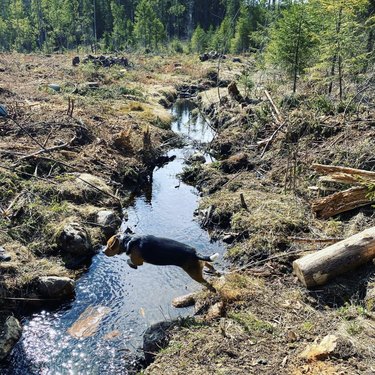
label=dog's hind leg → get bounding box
[182,261,216,292]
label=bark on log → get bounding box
[293,226,375,288]
[312,186,373,219]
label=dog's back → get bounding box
[130,235,198,267]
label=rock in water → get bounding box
[0,316,22,361]
[96,210,121,238]
[57,222,93,261]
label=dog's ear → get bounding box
[105,235,120,257]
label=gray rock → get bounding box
[58,222,93,258]
[36,276,75,299]
[96,210,121,237]
[0,316,22,361]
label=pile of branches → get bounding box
[74,55,130,68]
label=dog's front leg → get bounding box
[127,258,138,269]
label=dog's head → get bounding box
[104,234,133,256]
[104,235,121,257]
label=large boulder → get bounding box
[0,316,22,361]
[57,222,93,265]
[36,276,75,299]
[96,210,121,238]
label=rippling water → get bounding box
[2,100,225,375]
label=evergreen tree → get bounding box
[8,0,35,51]
[266,1,317,92]
[110,0,128,50]
[134,0,165,49]
[309,0,369,100]
[191,25,207,53]
[230,4,252,53]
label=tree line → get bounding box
[0,0,374,95]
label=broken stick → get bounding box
[293,226,375,288]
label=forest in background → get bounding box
[0,0,374,96]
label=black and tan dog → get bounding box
[105,234,219,291]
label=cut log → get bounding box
[312,164,375,184]
[312,186,373,219]
[293,226,375,288]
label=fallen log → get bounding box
[312,186,373,219]
[312,164,375,184]
[293,226,375,288]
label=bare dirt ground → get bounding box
[0,53,375,374]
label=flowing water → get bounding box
[2,100,225,375]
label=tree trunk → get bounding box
[293,226,375,288]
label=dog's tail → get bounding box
[197,252,220,262]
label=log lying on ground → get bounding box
[293,226,375,288]
[312,186,373,219]
[312,164,375,184]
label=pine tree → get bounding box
[266,2,317,93]
[191,25,207,53]
[134,0,165,49]
[110,0,127,50]
[230,4,252,53]
[309,0,369,100]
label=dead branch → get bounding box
[13,135,77,165]
[264,89,282,122]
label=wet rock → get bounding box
[187,152,206,164]
[172,293,196,308]
[143,321,177,365]
[58,222,93,260]
[300,334,356,361]
[72,56,80,66]
[0,316,22,361]
[0,246,11,262]
[36,276,75,299]
[96,210,121,238]
[48,83,60,92]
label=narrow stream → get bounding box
[2,100,225,375]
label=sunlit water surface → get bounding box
[2,101,225,375]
